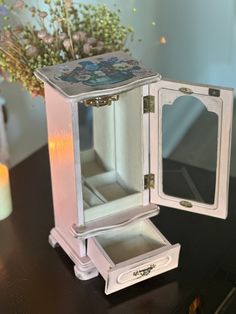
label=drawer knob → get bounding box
[133,264,156,277]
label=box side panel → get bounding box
[44,83,85,256]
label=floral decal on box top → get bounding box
[55,56,151,87]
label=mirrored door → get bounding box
[150,79,233,219]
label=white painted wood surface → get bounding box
[71,203,159,238]
[44,84,86,257]
[142,84,151,205]
[114,88,143,192]
[93,103,115,171]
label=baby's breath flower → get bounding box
[95,41,104,52]
[63,38,71,50]
[65,0,72,9]
[97,41,104,48]
[3,30,11,39]
[37,30,47,39]
[83,43,92,55]
[94,46,103,53]
[86,37,97,46]
[72,32,80,42]
[13,0,24,9]
[26,45,39,57]
[43,35,54,45]
[14,25,23,33]
[21,38,29,45]
[39,11,48,19]
[77,31,87,42]
[0,32,6,43]
[29,6,36,13]
[59,32,67,41]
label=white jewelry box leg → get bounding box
[48,231,59,248]
[74,263,99,281]
[49,228,99,280]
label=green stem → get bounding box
[6,42,27,64]
[65,7,75,59]
[0,46,26,66]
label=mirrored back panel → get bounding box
[78,88,144,222]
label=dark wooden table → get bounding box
[0,146,236,314]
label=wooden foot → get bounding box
[74,264,99,281]
[48,233,59,248]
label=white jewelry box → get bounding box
[35,51,233,294]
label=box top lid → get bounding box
[35,51,161,100]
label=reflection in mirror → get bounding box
[78,103,93,151]
[162,95,218,205]
[77,89,143,222]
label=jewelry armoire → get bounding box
[35,51,233,294]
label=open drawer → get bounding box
[87,219,180,294]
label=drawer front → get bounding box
[87,219,181,294]
[105,244,180,294]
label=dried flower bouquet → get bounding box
[0,0,133,96]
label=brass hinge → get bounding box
[143,96,155,113]
[144,174,155,189]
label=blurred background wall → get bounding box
[154,0,236,176]
[1,0,236,174]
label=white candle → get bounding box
[0,163,12,221]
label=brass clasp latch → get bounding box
[83,95,119,107]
